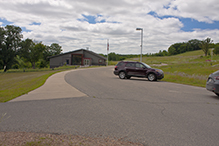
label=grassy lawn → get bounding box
[0,71,57,102]
[0,66,80,102]
[140,50,218,87]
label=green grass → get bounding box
[140,50,219,87]
[122,50,219,87]
[0,66,81,102]
[0,71,58,102]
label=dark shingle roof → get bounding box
[49,49,107,60]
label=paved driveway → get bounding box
[1,66,219,146]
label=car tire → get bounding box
[119,71,126,79]
[148,73,157,81]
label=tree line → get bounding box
[0,25,62,72]
[104,38,219,61]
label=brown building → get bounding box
[49,49,107,68]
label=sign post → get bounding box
[107,39,109,66]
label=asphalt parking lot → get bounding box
[1,66,219,146]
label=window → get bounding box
[136,63,144,68]
[66,59,69,65]
[125,63,135,67]
[116,62,125,66]
[72,54,82,65]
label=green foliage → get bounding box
[199,38,213,56]
[19,39,46,69]
[108,52,125,61]
[213,45,219,55]
[150,50,169,56]
[187,39,202,51]
[0,25,23,72]
[167,39,202,56]
[0,25,63,72]
[42,43,62,63]
[168,46,177,55]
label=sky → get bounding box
[0,0,219,54]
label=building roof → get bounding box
[49,49,107,60]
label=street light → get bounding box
[136,28,143,62]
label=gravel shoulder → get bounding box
[0,132,143,146]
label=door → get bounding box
[125,62,136,76]
[135,62,147,76]
[84,59,91,66]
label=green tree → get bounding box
[108,52,120,61]
[0,25,22,72]
[199,38,213,56]
[168,46,177,55]
[187,39,201,51]
[49,43,62,55]
[213,45,219,55]
[20,39,46,69]
[30,42,46,69]
[178,43,188,53]
[43,43,62,62]
[41,43,62,68]
[14,55,26,69]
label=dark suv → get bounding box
[114,61,164,81]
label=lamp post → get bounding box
[136,28,143,62]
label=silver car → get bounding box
[206,70,219,96]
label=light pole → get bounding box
[136,28,143,62]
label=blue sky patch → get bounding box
[78,14,106,24]
[179,18,219,32]
[21,27,31,32]
[30,22,41,25]
[0,18,13,26]
[148,11,219,32]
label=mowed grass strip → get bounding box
[0,71,57,102]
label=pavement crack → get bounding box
[161,107,166,117]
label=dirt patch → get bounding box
[151,63,168,67]
[0,131,143,146]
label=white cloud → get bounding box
[157,0,219,23]
[0,0,219,54]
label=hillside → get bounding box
[129,50,219,87]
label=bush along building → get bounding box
[49,49,107,68]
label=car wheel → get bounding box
[215,93,219,96]
[119,71,126,79]
[148,73,157,81]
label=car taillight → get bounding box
[115,66,118,70]
[215,76,219,80]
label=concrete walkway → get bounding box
[10,70,87,102]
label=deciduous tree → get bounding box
[0,25,22,72]
[20,39,46,69]
[199,38,213,56]
[168,46,176,55]
[213,44,219,55]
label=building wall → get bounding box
[84,51,106,65]
[50,49,106,68]
[50,53,71,68]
